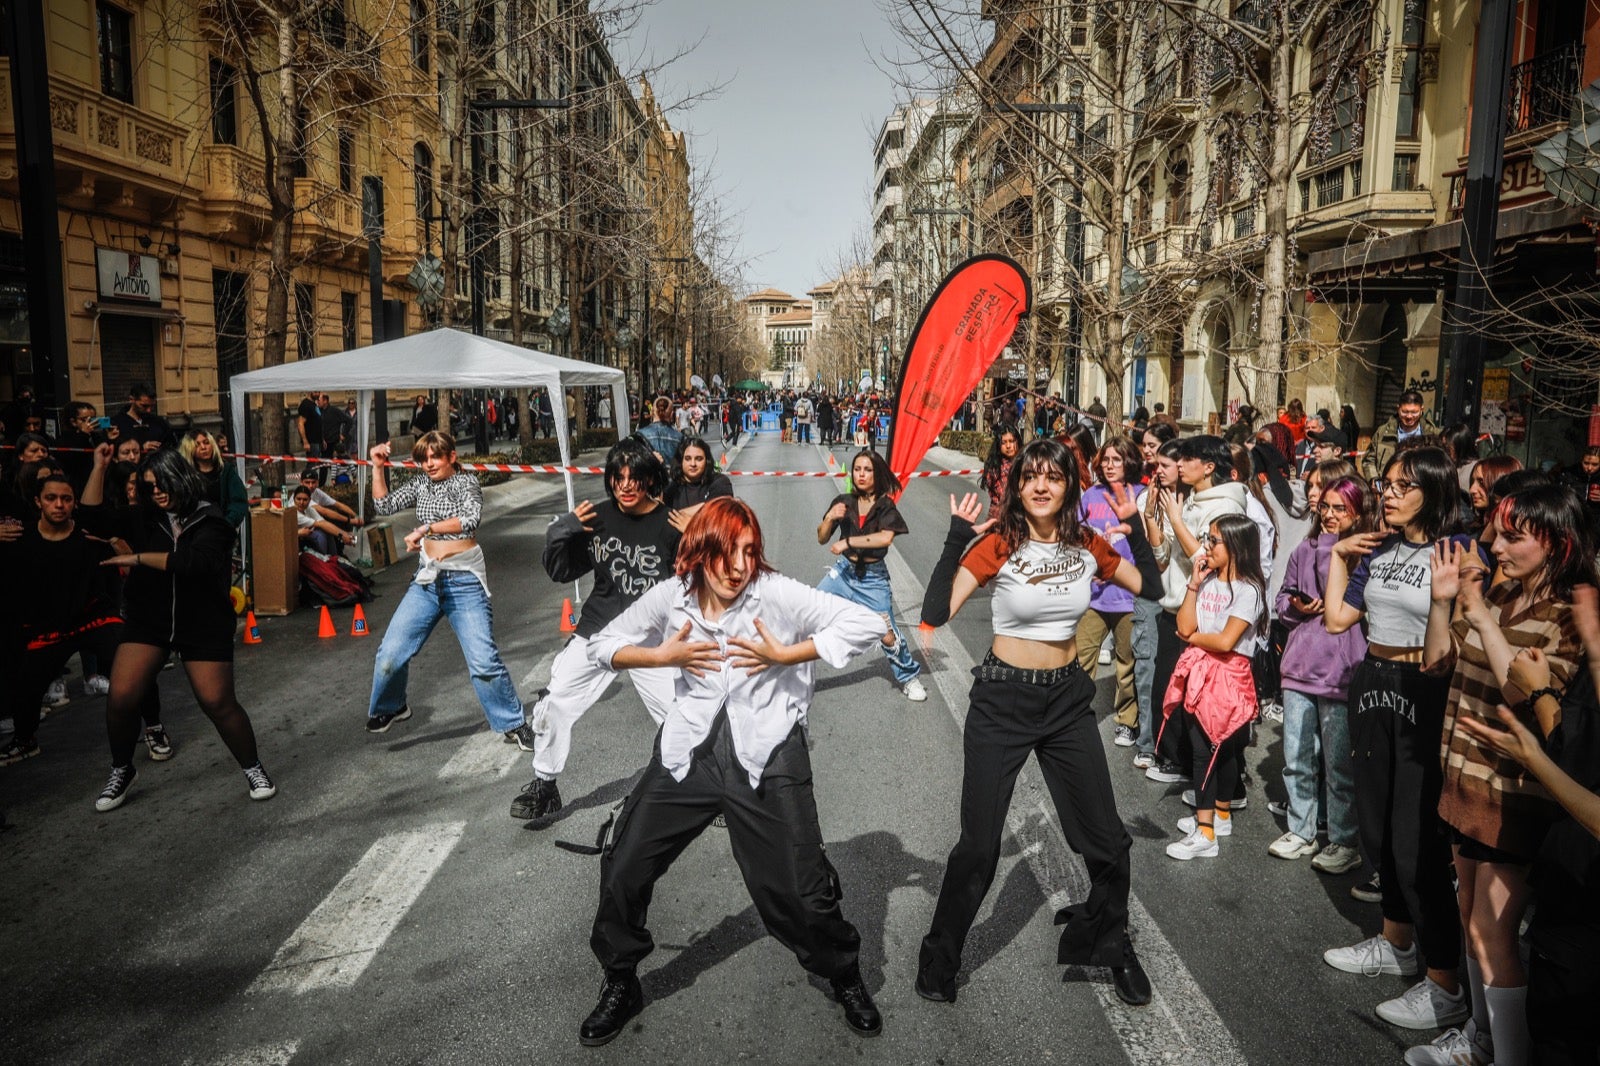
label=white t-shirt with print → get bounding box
[1194,577,1262,653]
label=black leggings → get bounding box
[106,643,258,770]
[919,665,1132,995]
[8,629,160,744]
[1349,656,1460,970]
[1188,717,1246,811]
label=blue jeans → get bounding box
[1130,597,1161,755]
[368,571,525,733]
[817,559,920,685]
[1281,688,1358,847]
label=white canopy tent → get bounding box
[227,327,628,543]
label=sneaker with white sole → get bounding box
[0,737,41,765]
[1312,843,1363,875]
[1351,872,1383,903]
[903,678,928,702]
[1402,1022,1493,1066]
[142,727,174,761]
[1182,788,1248,810]
[1166,827,1219,860]
[1323,934,1420,977]
[94,764,138,812]
[243,763,277,801]
[1098,647,1113,666]
[42,679,69,708]
[1178,814,1232,837]
[1376,977,1469,1030]
[1268,831,1319,859]
[1145,759,1188,784]
[1113,724,1136,747]
[1132,752,1155,770]
[84,674,111,697]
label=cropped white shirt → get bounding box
[959,531,1122,641]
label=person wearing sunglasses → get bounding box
[78,443,275,811]
[1321,446,1481,1031]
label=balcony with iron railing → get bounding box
[1292,146,1435,250]
[1507,43,1584,140]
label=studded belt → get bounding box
[972,650,1080,687]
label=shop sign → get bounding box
[95,247,162,304]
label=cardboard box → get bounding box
[364,521,401,571]
[250,505,300,616]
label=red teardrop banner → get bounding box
[888,255,1032,494]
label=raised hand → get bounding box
[572,500,599,532]
[656,621,724,677]
[93,442,114,468]
[369,442,391,464]
[1430,540,1462,604]
[825,501,849,523]
[1456,704,1546,770]
[1107,481,1141,522]
[951,492,997,536]
[1334,531,1383,561]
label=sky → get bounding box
[617,0,908,299]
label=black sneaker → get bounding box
[510,777,562,822]
[1144,759,1188,784]
[579,971,643,1047]
[94,764,137,812]
[366,706,412,734]
[0,737,41,766]
[1351,872,1382,904]
[503,722,536,751]
[244,763,277,801]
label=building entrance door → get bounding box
[99,315,156,410]
[1374,303,1409,418]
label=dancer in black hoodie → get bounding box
[79,444,274,811]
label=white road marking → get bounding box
[248,822,466,995]
[198,1041,300,1066]
[885,544,1246,1066]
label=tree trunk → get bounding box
[257,14,298,488]
[1255,30,1296,410]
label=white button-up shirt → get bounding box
[586,572,886,788]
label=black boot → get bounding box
[830,969,882,1037]
[1109,939,1152,1007]
[579,971,643,1047]
[510,777,562,822]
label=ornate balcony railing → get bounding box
[1507,43,1584,137]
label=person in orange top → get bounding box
[1279,398,1309,444]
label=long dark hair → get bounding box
[1386,446,1459,540]
[1209,512,1268,632]
[672,436,719,486]
[983,422,1022,493]
[139,447,209,515]
[848,448,900,498]
[997,438,1086,553]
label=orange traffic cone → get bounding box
[559,597,578,634]
[720,453,729,466]
[317,605,337,639]
[350,604,370,637]
[243,611,262,645]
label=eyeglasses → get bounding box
[1315,502,1350,515]
[1198,532,1216,547]
[1372,479,1419,497]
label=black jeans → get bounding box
[1188,716,1246,810]
[1349,656,1460,970]
[919,664,1132,994]
[591,712,861,981]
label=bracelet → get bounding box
[1529,686,1562,705]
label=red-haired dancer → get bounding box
[575,497,891,1046]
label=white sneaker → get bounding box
[1268,831,1320,859]
[1377,977,1470,1030]
[1098,646,1113,665]
[42,680,69,708]
[1166,827,1219,860]
[1178,814,1232,837]
[1323,934,1421,977]
[1181,788,1248,810]
[1402,1023,1492,1066]
[1312,843,1363,875]
[84,675,111,697]
[902,678,928,702]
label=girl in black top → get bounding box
[981,423,1022,519]
[80,444,274,811]
[666,437,733,529]
[816,449,925,701]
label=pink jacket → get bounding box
[1160,645,1257,785]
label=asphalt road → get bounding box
[4,431,1426,1065]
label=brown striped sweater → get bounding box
[1436,580,1581,856]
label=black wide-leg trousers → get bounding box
[918,664,1132,995]
[591,711,861,981]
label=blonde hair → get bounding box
[179,429,220,467]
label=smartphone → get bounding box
[94,416,112,431]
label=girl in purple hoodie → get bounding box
[1272,466,1374,872]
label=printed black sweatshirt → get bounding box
[542,499,679,638]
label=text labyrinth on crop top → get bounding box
[959,531,1122,641]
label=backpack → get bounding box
[298,550,374,607]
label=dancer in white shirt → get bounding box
[575,496,888,1046]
